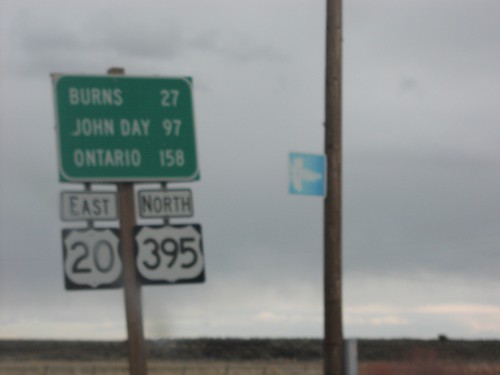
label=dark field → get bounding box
[1,338,500,361]
[1,339,500,375]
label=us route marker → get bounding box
[62,228,122,290]
[134,224,204,285]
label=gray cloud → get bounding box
[5,3,286,78]
[189,30,285,63]
[344,149,500,280]
[1,0,499,339]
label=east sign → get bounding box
[52,74,198,182]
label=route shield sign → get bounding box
[134,224,205,285]
[62,228,123,290]
[52,74,198,182]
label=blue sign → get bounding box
[289,153,326,196]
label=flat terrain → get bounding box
[0,360,322,375]
[1,339,500,374]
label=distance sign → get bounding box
[52,74,198,182]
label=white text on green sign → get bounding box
[52,75,198,182]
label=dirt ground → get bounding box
[1,339,500,375]
[2,338,500,362]
[1,360,322,375]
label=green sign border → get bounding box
[52,74,199,183]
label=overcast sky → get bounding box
[1,0,499,340]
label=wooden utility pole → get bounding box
[108,67,149,375]
[324,0,343,374]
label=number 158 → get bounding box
[159,149,185,167]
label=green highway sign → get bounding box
[52,74,198,182]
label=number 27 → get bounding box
[160,89,179,107]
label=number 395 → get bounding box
[142,237,197,271]
[134,225,204,284]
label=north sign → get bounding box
[52,74,198,182]
[137,189,193,219]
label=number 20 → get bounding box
[70,240,115,274]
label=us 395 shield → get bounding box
[62,228,123,290]
[134,224,205,285]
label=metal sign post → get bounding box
[118,182,148,375]
[108,67,148,375]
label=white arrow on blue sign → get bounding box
[289,152,326,196]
